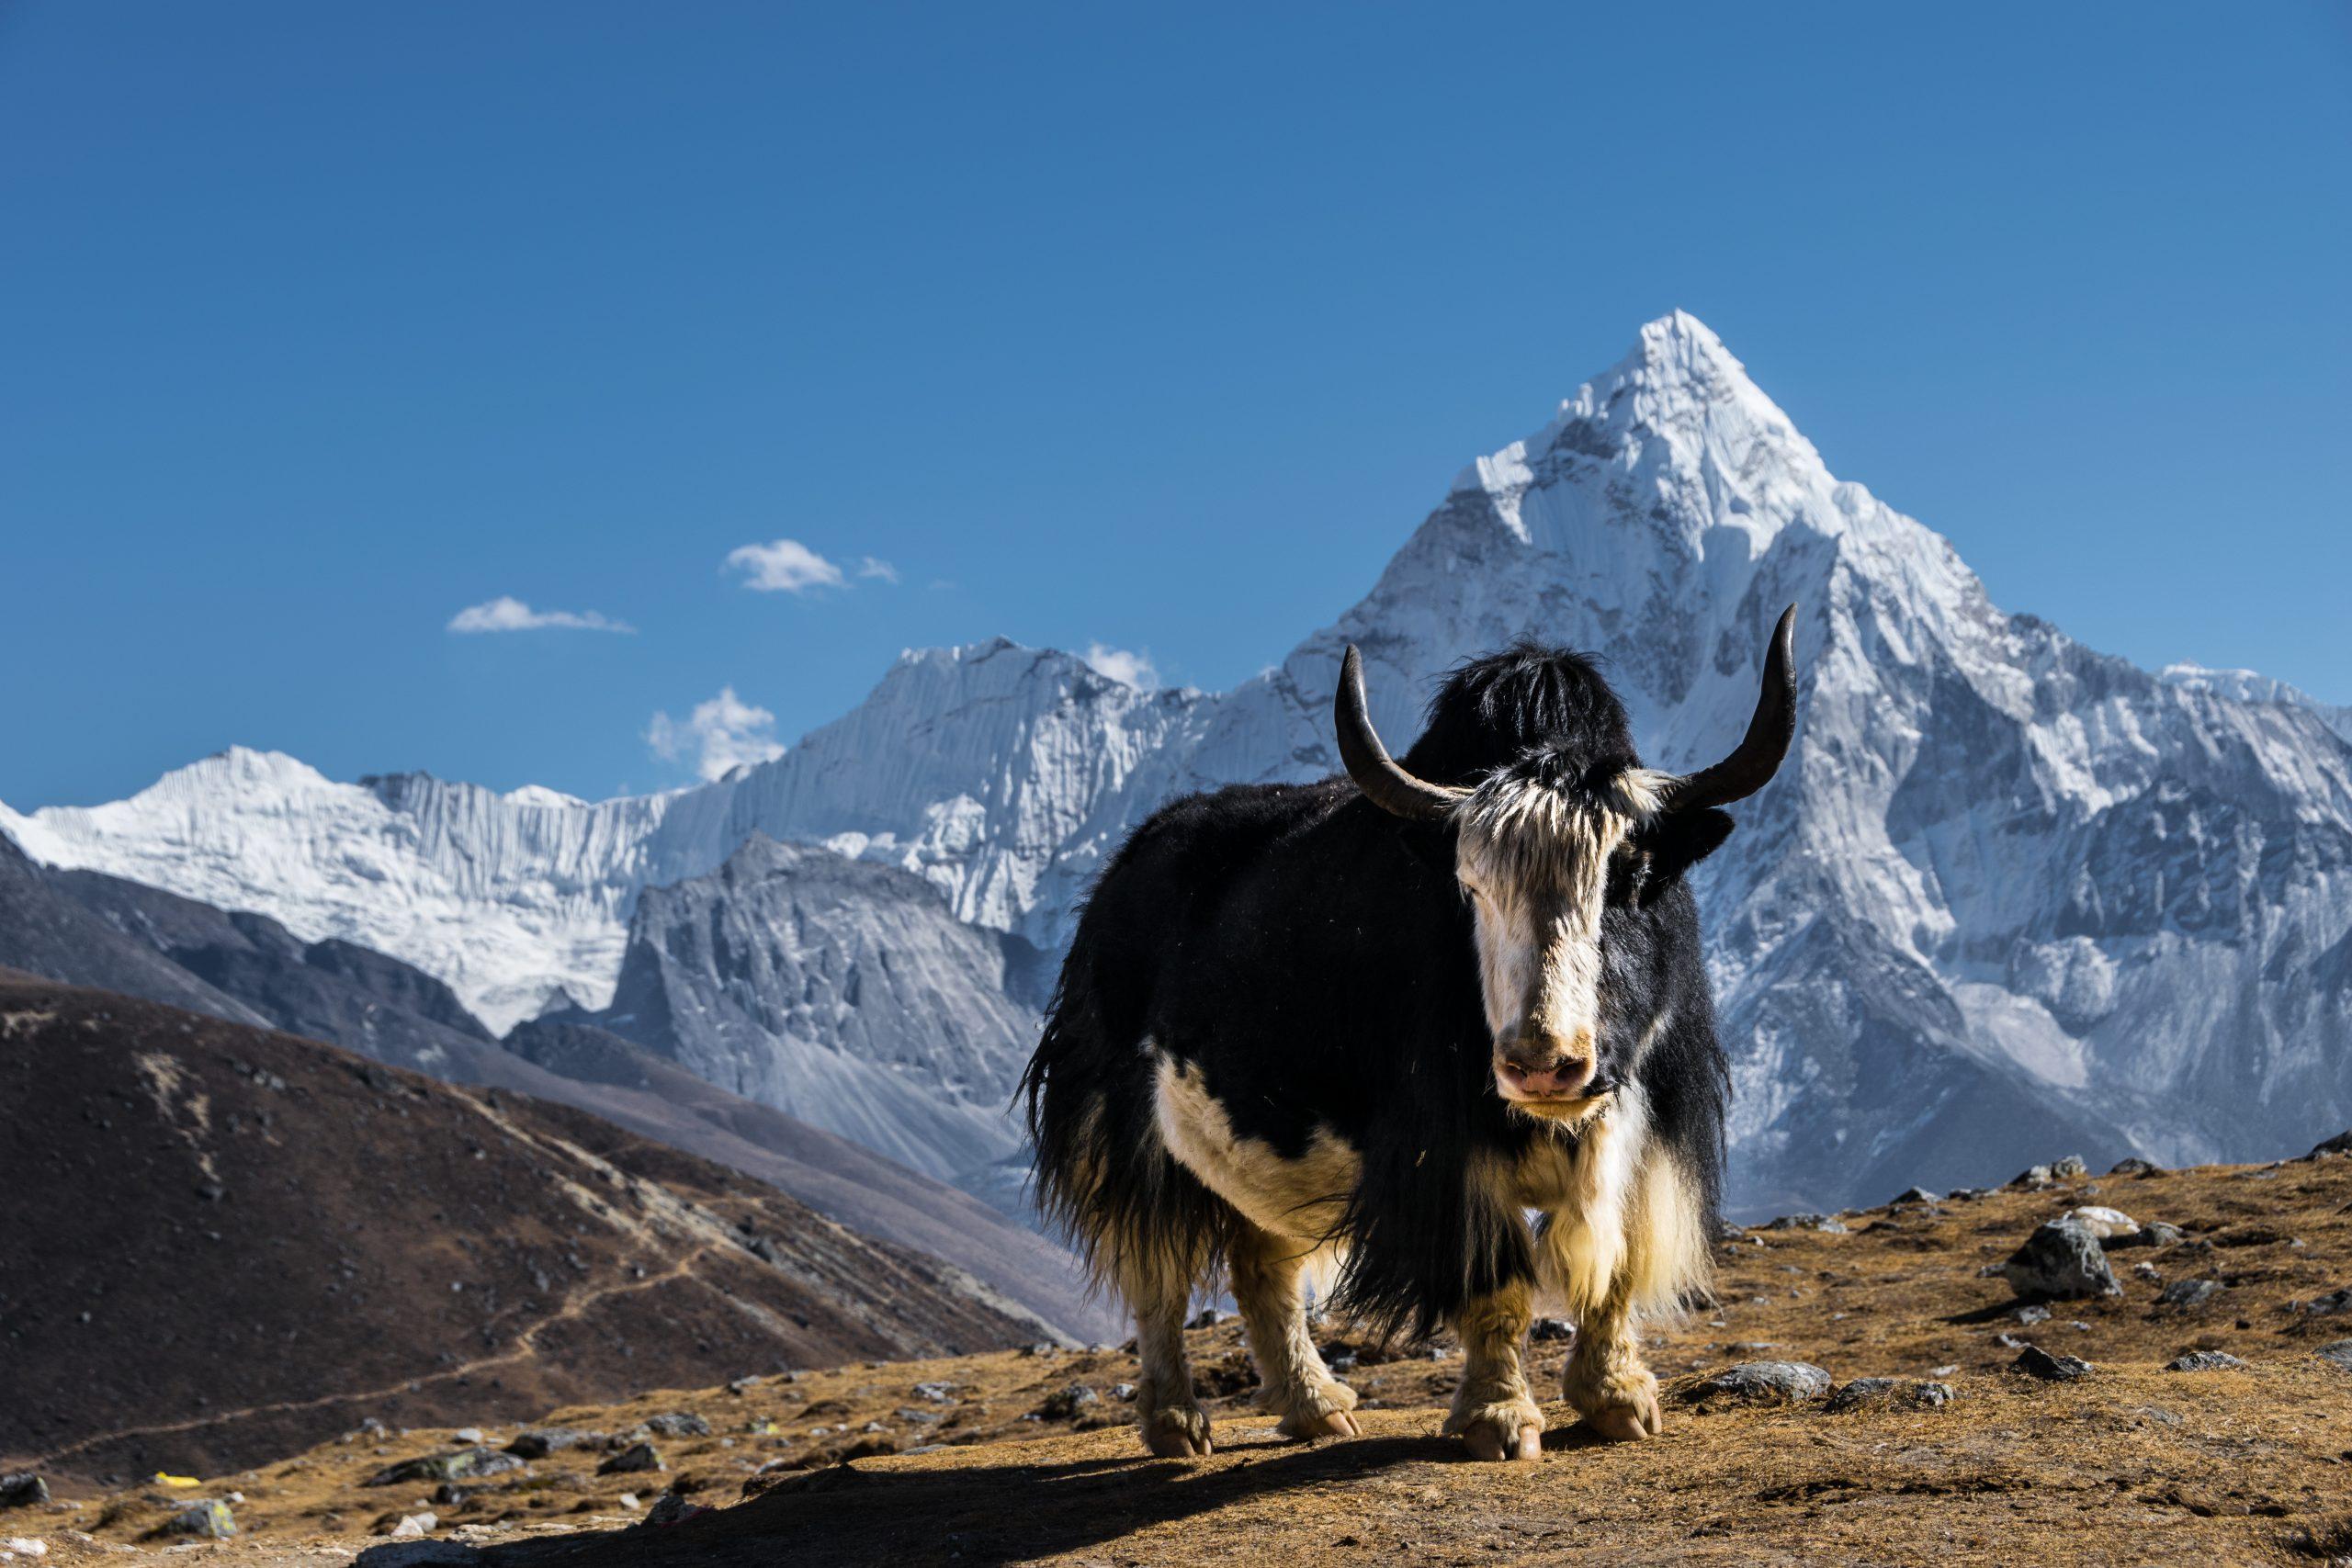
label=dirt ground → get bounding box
[10,1150,2352,1566]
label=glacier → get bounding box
[9,310,2349,1210]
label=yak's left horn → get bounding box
[1661,604,1800,812]
[1335,645,1459,821]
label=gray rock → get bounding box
[1530,1317,1575,1342]
[2105,1220,2184,1249]
[1763,1213,1849,1234]
[597,1443,664,1475]
[2011,1346,2093,1382]
[641,1413,711,1438]
[2159,1279,2225,1308]
[1036,1382,1102,1419]
[2315,1340,2352,1369]
[504,1427,601,1459]
[1111,1382,1137,1402]
[2108,1156,2162,1176]
[2001,1217,2121,1300]
[1888,1187,1939,1206]
[1823,1378,1953,1414]
[2011,1303,2052,1325]
[911,1382,958,1404]
[0,1472,46,1509]
[641,1491,710,1528]
[363,1449,522,1488]
[1683,1360,1833,1405]
[161,1499,237,1539]
[2165,1351,2248,1371]
[2307,1131,2352,1159]
[2298,1287,2352,1316]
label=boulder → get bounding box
[1682,1361,1833,1406]
[503,1428,601,1460]
[641,1413,711,1438]
[2165,1351,2248,1371]
[2011,1346,2093,1382]
[159,1500,236,1540]
[0,1474,46,1510]
[2316,1341,2352,1370]
[2159,1279,2225,1309]
[910,1382,958,1404]
[2297,1287,2352,1317]
[2062,1206,2140,1240]
[2001,1218,2121,1300]
[2306,1131,2352,1159]
[1888,1187,1939,1206]
[597,1443,664,1476]
[362,1449,521,1488]
[1762,1213,1849,1235]
[1035,1383,1102,1420]
[2108,1156,2163,1176]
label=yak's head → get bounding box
[1334,606,1797,1123]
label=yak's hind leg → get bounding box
[1118,1244,1215,1458]
[1443,1281,1544,1461]
[1227,1224,1358,1439]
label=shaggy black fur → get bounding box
[1023,644,1734,1340]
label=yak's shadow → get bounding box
[479,1421,1589,1567]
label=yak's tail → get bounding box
[1021,931,1233,1301]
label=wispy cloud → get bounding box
[855,556,900,584]
[646,686,786,782]
[1083,642,1159,690]
[448,595,635,634]
[724,538,846,594]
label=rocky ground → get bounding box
[6,1145,2352,1566]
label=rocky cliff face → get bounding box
[9,313,2349,1210]
[579,834,1037,1189]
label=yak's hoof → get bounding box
[1569,1366,1662,1442]
[1452,1400,1544,1462]
[1140,1406,1213,1459]
[1580,1395,1661,1442]
[1277,1408,1361,1440]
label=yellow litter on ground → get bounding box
[153,1472,200,1488]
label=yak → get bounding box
[1023,606,1796,1462]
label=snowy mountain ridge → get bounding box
[10,311,2350,1209]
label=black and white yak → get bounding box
[1023,606,1797,1461]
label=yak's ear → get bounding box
[1631,808,1735,906]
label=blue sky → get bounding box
[4,3,2346,807]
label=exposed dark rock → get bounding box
[2011,1346,2093,1382]
[2158,1279,2225,1308]
[1683,1361,1833,1406]
[2109,1156,2163,1176]
[597,1443,664,1476]
[0,1472,48,1508]
[1035,1383,1101,1420]
[2165,1351,2248,1371]
[1763,1213,1849,1234]
[2298,1287,2352,1316]
[1823,1378,1953,1414]
[640,1413,710,1438]
[2316,1340,2352,1369]
[2001,1217,2121,1300]
[364,1449,523,1488]
[505,1428,603,1460]
[2307,1132,2352,1159]
[156,1499,237,1539]
[1530,1318,1575,1342]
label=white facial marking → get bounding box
[1453,768,1666,1111]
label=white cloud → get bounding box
[1083,642,1159,690]
[447,595,634,634]
[725,538,847,594]
[646,686,786,782]
[855,556,900,584]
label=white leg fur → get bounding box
[1227,1224,1358,1439]
[1120,1247,1212,1459]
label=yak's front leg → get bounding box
[1228,1224,1358,1439]
[1443,1281,1544,1461]
[1562,1286,1661,1441]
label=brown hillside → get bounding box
[0,977,1039,1483]
[14,1137,2352,1565]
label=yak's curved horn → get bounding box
[1336,645,1459,821]
[1661,604,1800,813]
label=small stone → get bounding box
[2132,1262,2162,1281]
[2052,1156,2088,1178]
[642,1413,711,1438]
[504,1428,599,1459]
[911,1382,958,1404]
[1035,1382,1102,1420]
[1888,1187,1939,1206]
[2011,1346,2093,1382]
[159,1500,235,1540]
[3,1539,47,1559]
[2108,1156,2162,1176]
[2159,1279,2225,1309]
[2063,1206,2139,1240]
[2314,1340,2352,1369]
[1683,1360,1833,1406]
[2011,1303,2052,1325]
[384,1512,436,1540]
[597,1444,663,1476]
[1530,1316,1575,1342]
[1823,1378,1953,1414]
[1762,1213,1849,1234]
[1111,1382,1137,1402]
[617,1494,640,1511]
[2298,1287,2352,1316]
[2165,1351,2248,1371]
[0,1475,46,1510]
[451,1428,484,1445]
[1186,1310,1229,1329]
[2001,1217,2121,1300]
[2106,1220,2185,1250]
